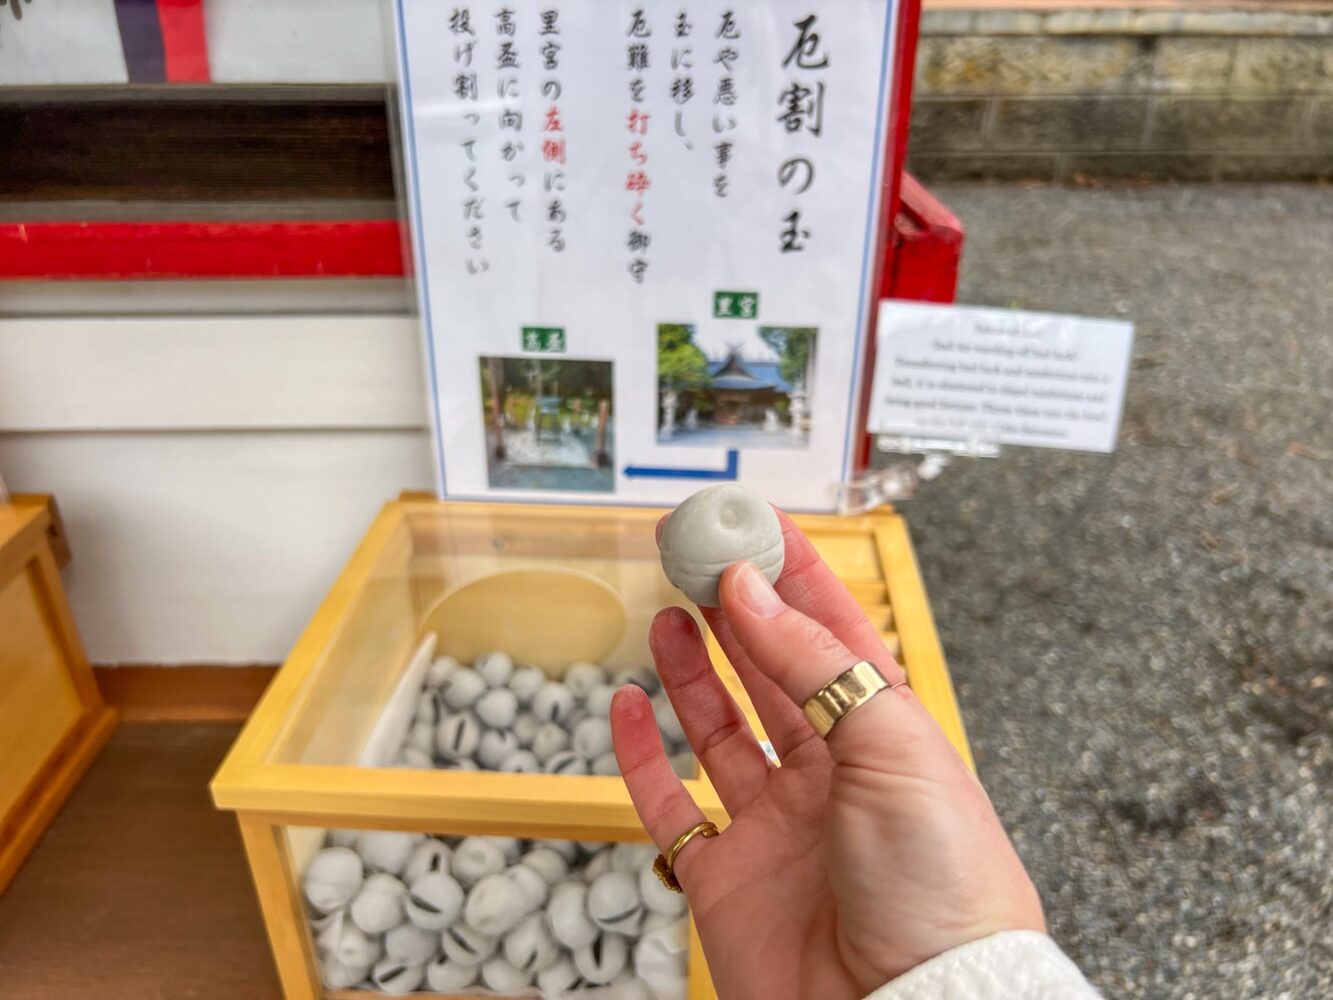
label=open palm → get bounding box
[611,511,1045,1000]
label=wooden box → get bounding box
[0,495,117,894]
[212,499,968,999]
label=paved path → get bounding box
[893,184,1331,999]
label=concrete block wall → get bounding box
[908,6,1333,181]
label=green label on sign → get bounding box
[713,290,759,319]
[521,326,566,352]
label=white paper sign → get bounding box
[392,0,899,510]
[868,300,1134,453]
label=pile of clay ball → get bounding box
[392,652,694,779]
[305,831,688,997]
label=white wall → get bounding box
[0,305,434,664]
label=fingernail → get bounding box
[734,562,784,618]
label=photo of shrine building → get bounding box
[704,351,793,426]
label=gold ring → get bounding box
[802,661,905,738]
[651,820,719,893]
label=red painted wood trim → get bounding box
[157,0,212,83]
[885,172,964,304]
[0,221,406,280]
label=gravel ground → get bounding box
[888,184,1332,999]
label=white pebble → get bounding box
[610,843,656,873]
[436,711,482,762]
[442,668,486,710]
[406,871,465,930]
[404,839,453,885]
[532,722,571,763]
[512,712,542,748]
[574,933,629,984]
[591,751,621,776]
[652,695,687,745]
[385,921,439,965]
[476,688,519,729]
[370,957,425,995]
[440,922,497,965]
[426,655,458,688]
[639,864,688,917]
[321,954,370,990]
[334,917,383,968]
[303,847,363,913]
[588,870,644,934]
[536,839,580,863]
[396,746,433,769]
[635,918,690,1000]
[573,717,614,759]
[547,881,598,949]
[612,665,661,695]
[426,956,479,992]
[564,661,607,697]
[452,837,506,889]
[481,955,534,992]
[536,956,585,996]
[499,749,540,773]
[585,682,617,717]
[505,863,549,910]
[545,749,588,775]
[477,728,520,769]
[358,831,417,876]
[503,911,560,973]
[465,872,531,936]
[533,682,576,726]
[349,873,407,934]
[508,665,547,704]
[659,483,784,606]
[520,847,568,885]
[475,650,514,687]
[583,847,614,880]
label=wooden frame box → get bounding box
[212,499,969,999]
[0,495,117,894]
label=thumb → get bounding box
[717,561,961,773]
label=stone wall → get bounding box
[908,6,1333,181]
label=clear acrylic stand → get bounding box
[835,435,1002,514]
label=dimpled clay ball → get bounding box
[547,881,598,949]
[442,668,487,710]
[613,665,661,695]
[477,728,520,769]
[452,837,507,889]
[503,911,560,973]
[404,839,452,885]
[520,846,568,885]
[499,749,540,773]
[574,932,630,984]
[659,483,783,607]
[505,863,550,911]
[609,843,656,873]
[545,749,588,776]
[564,661,607,698]
[333,919,383,968]
[475,650,514,687]
[406,870,465,930]
[350,873,407,934]
[639,863,688,917]
[370,957,425,995]
[482,955,534,993]
[465,872,531,936]
[531,721,571,763]
[426,655,458,688]
[635,918,690,1000]
[585,682,617,718]
[436,711,482,762]
[591,751,621,776]
[537,956,585,996]
[573,717,614,759]
[427,957,479,992]
[322,953,370,990]
[476,687,519,729]
[588,870,644,935]
[512,711,542,748]
[441,922,497,965]
[533,681,576,726]
[357,830,417,876]
[385,922,440,965]
[303,847,364,913]
[508,665,547,705]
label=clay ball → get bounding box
[591,751,621,776]
[532,722,571,763]
[404,839,453,885]
[436,711,482,762]
[533,681,576,726]
[585,682,617,718]
[464,872,531,936]
[385,921,440,965]
[452,837,506,889]
[321,953,370,990]
[609,843,656,873]
[349,873,407,934]
[583,848,614,880]
[503,911,560,973]
[512,711,542,748]
[547,880,599,949]
[564,661,607,697]
[396,746,433,769]
[370,957,425,995]
[303,847,364,913]
[475,650,514,687]
[477,728,520,769]
[442,668,486,710]
[333,919,383,968]
[406,870,465,930]
[537,839,580,863]
[635,917,690,1000]
[536,956,585,996]
[475,688,519,729]
[406,718,435,754]
[612,665,662,695]
[357,830,417,876]
[659,483,784,606]
[520,846,568,885]
[426,957,479,992]
[481,955,534,993]
[545,749,588,776]
[588,870,644,934]
[426,655,458,688]
[652,695,687,745]
[505,863,549,910]
[574,932,629,984]
[414,690,441,726]
[508,665,547,704]
[441,922,497,965]
[573,717,614,759]
[639,863,688,917]
[492,836,523,863]
[499,749,540,773]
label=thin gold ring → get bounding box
[651,820,719,893]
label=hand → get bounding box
[611,510,1045,1000]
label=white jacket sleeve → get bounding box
[863,931,1101,1000]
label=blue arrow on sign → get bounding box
[624,449,740,481]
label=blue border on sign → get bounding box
[397,0,899,509]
